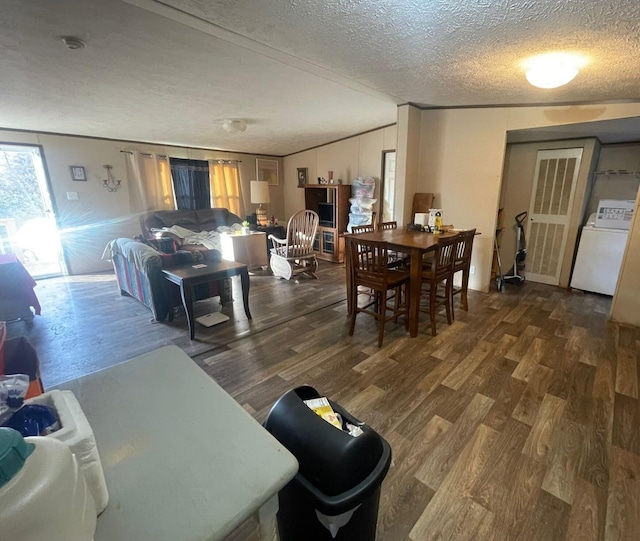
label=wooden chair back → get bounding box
[351,224,375,234]
[283,210,319,258]
[378,221,397,230]
[348,238,391,288]
[453,229,476,272]
[430,234,458,281]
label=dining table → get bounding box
[345,228,459,338]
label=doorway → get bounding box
[380,150,396,223]
[0,144,64,278]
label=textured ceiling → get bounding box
[165,0,640,106]
[1,0,640,155]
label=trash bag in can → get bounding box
[264,385,392,540]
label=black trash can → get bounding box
[264,385,392,540]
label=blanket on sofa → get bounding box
[151,223,244,251]
[102,238,160,271]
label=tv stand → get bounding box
[304,185,350,263]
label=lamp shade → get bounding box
[250,181,270,204]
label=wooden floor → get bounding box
[9,263,640,540]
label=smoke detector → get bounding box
[61,36,86,50]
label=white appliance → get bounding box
[570,211,629,296]
[595,199,634,230]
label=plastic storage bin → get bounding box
[25,390,109,513]
[0,427,97,541]
[264,385,391,540]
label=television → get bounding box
[317,202,334,227]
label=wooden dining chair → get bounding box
[451,229,476,317]
[349,224,376,301]
[420,234,458,336]
[348,238,410,347]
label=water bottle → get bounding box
[0,427,97,541]
[434,211,442,234]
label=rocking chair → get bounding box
[269,210,319,280]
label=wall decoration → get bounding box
[256,158,279,185]
[297,167,308,188]
[70,166,86,181]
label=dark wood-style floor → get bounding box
[8,262,639,540]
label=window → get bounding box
[209,160,244,217]
[169,158,210,210]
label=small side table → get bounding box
[221,232,268,269]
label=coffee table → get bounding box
[163,260,251,340]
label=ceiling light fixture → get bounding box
[525,53,582,89]
[221,119,247,134]
[61,36,86,50]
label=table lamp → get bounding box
[250,180,270,226]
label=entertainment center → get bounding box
[304,184,351,263]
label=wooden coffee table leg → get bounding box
[180,278,196,340]
[240,268,252,319]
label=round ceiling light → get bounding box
[525,53,582,89]
[221,119,247,134]
[61,36,86,50]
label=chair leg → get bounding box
[393,286,401,323]
[378,290,386,347]
[349,296,358,337]
[403,283,410,331]
[444,279,453,325]
[429,281,437,337]
[461,269,470,311]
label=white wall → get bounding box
[414,103,640,296]
[611,188,640,326]
[282,125,397,220]
[0,129,282,274]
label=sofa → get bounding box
[107,238,232,322]
[140,208,243,239]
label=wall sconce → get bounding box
[102,165,122,192]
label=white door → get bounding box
[0,144,65,277]
[526,148,583,285]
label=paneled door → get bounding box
[526,148,583,285]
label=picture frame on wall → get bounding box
[70,166,86,181]
[256,158,279,186]
[297,167,308,188]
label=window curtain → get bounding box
[209,160,244,217]
[169,158,210,210]
[125,151,145,213]
[126,151,176,213]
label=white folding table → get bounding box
[54,345,298,541]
